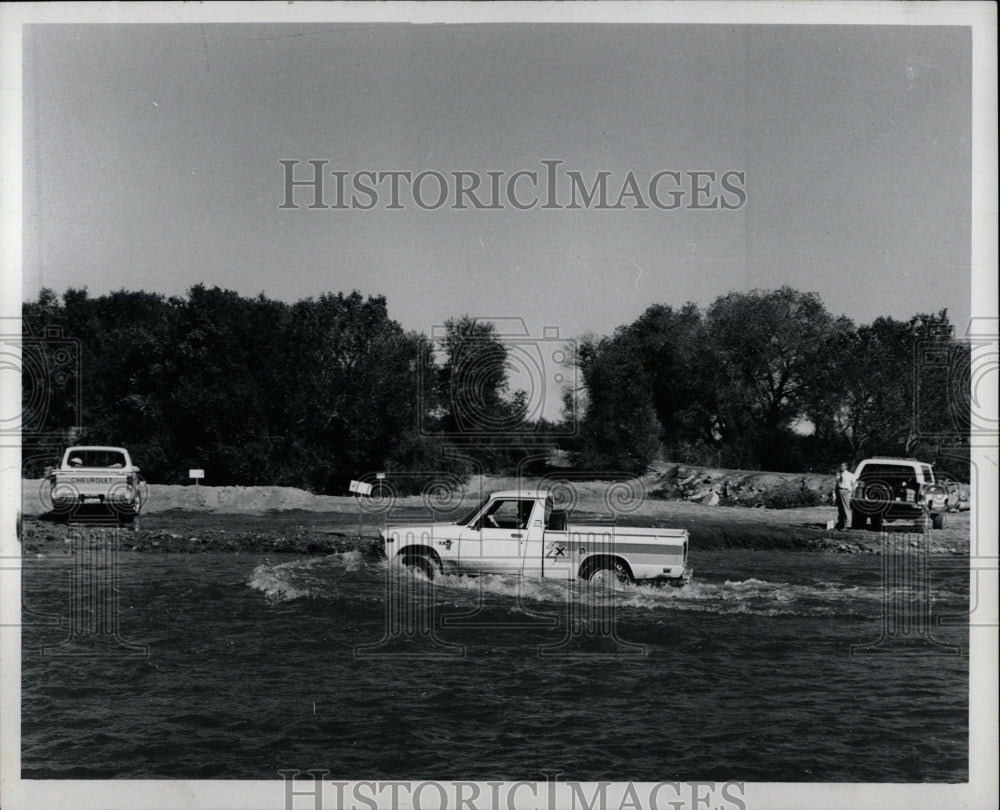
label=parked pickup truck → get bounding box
[382,489,692,586]
[850,457,949,532]
[47,446,144,524]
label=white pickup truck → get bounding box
[382,489,692,586]
[47,445,144,524]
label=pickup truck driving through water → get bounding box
[382,489,692,586]
[47,446,145,525]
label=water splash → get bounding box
[247,552,368,602]
[243,554,961,619]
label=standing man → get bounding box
[834,462,857,530]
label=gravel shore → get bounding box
[19,500,970,557]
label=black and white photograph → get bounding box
[1,3,997,809]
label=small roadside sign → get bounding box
[189,469,204,480]
[349,480,373,496]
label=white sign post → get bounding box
[348,480,372,540]
[189,469,204,488]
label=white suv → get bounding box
[849,457,949,532]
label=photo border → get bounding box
[1,2,996,809]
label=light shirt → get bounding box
[836,469,856,490]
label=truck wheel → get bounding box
[851,511,866,530]
[587,559,634,587]
[399,553,435,580]
[870,514,883,532]
[931,513,946,530]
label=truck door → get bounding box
[458,497,537,575]
[521,496,573,579]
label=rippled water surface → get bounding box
[22,548,968,781]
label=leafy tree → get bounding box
[20,286,440,490]
[435,316,527,434]
[703,286,838,468]
[21,289,83,472]
[806,309,967,475]
[279,291,429,491]
[572,335,661,474]
[619,303,707,455]
[431,317,530,472]
[807,316,913,462]
[159,286,286,484]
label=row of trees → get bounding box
[569,287,969,481]
[21,285,970,489]
[21,286,546,489]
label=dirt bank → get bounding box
[21,479,364,516]
[21,463,970,518]
[19,468,970,557]
[19,502,970,558]
[15,466,842,516]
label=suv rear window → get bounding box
[857,463,915,482]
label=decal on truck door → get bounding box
[545,541,567,560]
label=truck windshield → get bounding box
[455,496,490,526]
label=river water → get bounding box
[21,547,968,781]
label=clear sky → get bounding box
[22,23,972,383]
